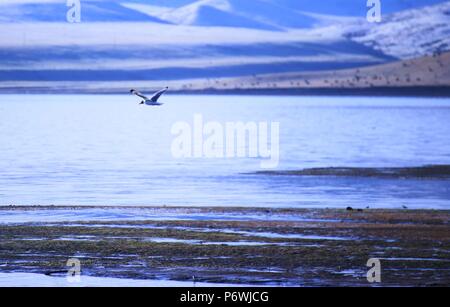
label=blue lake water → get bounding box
[1,94,450,209]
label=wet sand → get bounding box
[0,207,449,286]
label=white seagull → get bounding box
[130,87,168,106]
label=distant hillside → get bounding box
[215,51,450,91]
[0,0,167,22]
[0,51,448,95]
[123,0,317,30]
[0,0,449,94]
[344,1,450,59]
[1,0,448,26]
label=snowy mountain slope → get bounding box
[0,19,391,82]
[344,1,450,59]
[121,0,450,18]
[0,0,448,89]
[1,0,448,30]
[126,0,317,30]
[157,1,279,30]
[0,0,169,23]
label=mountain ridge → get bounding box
[0,0,449,93]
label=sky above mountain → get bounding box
[276,0,448,15]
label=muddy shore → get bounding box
[0,207,448,286]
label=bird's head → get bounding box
[130,89,135,94]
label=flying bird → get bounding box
[130,87,168,106]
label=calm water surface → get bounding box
[1,94,450,208]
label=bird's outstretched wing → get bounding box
[151,87,169,102]
[130,89,149,101]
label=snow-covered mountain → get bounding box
[0,0,449,90]
[0,0,168,22]
[344,1,450,59]
[124,0,317,30]
[1,0,448,28]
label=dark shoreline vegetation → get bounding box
[172,87,450,97]
[2,86,450,97]
[0,207,449,286]
[252,165,450,179]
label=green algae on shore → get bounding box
[252,165,450,179]
[0,208,449,286]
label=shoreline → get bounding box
[0,207,449,286]
[0,204,450,213]
[1,86,450,97]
